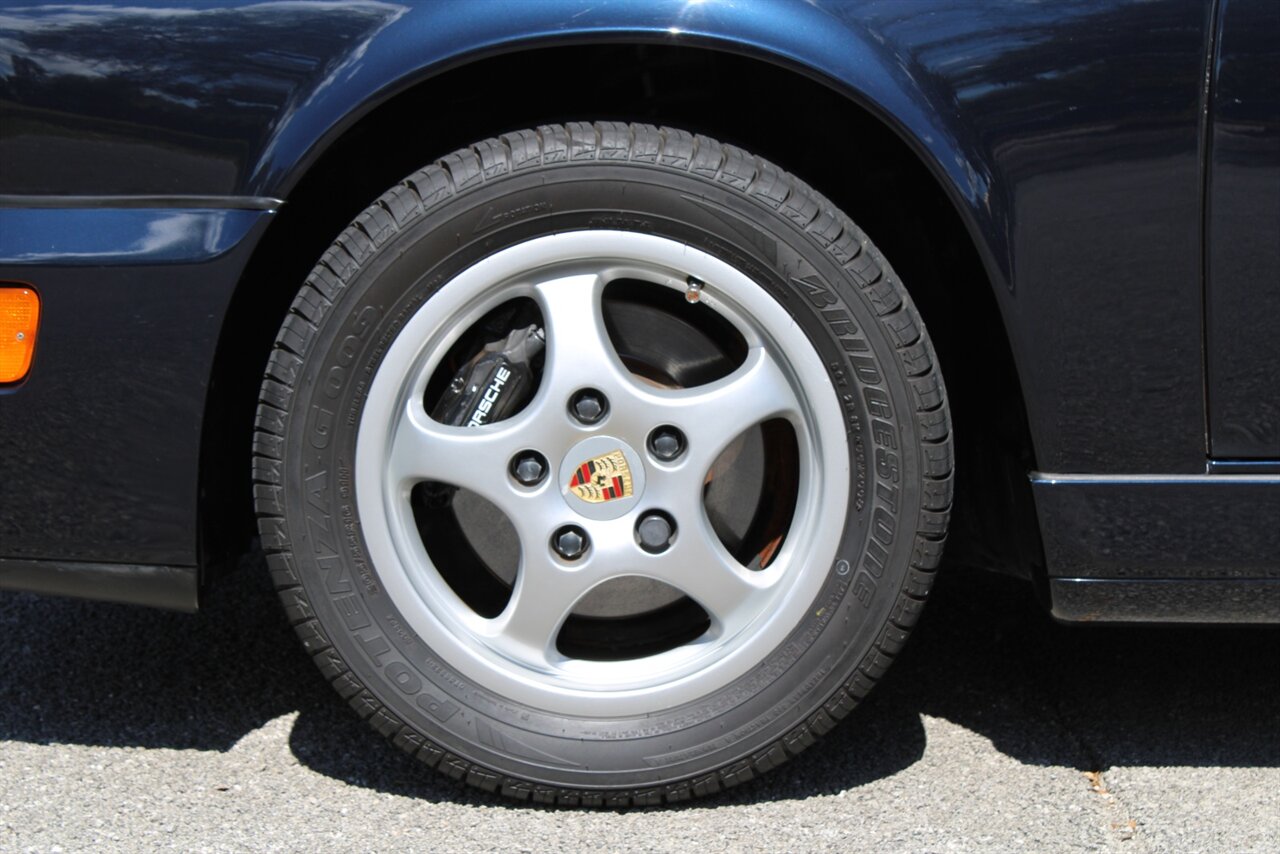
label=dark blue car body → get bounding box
[0,0,1276,619]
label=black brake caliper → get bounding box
[431,323,545,427]
[417,324,545,513]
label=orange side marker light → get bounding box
[0,287,40,383]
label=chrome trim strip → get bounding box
[1030,472,1280,485]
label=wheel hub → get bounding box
[559,435,647,520]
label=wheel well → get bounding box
[198,43,1043,584]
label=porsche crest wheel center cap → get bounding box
[559,435,646,520]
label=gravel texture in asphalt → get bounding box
[1,562,1276,853]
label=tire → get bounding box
[253,122,952,806]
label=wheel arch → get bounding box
[198,40,1043,586]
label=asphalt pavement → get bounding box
[1,561,1276,853]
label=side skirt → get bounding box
[1030,473,1280,624]
[0,558,197,612]
[1049,578,1280,624]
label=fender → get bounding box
[1,0,1212,473]
[241,0,1212,475]
[246,1,1008,290]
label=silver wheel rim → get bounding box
[355,231,849,717]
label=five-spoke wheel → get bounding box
[356,231,847,714]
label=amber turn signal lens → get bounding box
[0,287,40,383]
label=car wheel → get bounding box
[253,122,952,805]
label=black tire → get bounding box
[253,122,952,806]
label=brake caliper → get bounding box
[432,324,545,428]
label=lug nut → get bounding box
[552,525,589,561]
[510,450,548,486]
[569,389,608,425]
[636,511,676,554]
[647,425,686,462]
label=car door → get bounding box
[1206,0,1280,464]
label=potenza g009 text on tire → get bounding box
[253,122,953,806]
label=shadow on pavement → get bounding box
[1,557,1276,806]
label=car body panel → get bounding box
[0,0,1218,468]
[1205,0,1280,459]
[1033,473,1280,623]
[0,205,271,266]
[0,0,1276,616]
[0,209,273,565]
[1,0,1215,473]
